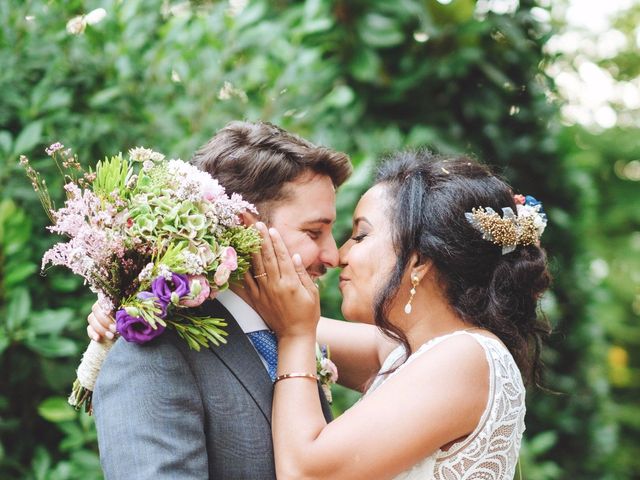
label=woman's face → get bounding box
[338,184,398,323]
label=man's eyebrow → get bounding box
[301,218,334,226]
[353,216,373,227]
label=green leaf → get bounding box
[41,89,72,112]
[89,87,121,107]
[50,274,83,292]
[359,13,405,48]
[529,431,557,455]
[0,331,9,355]
[0,130,12,154]
[29,308,75,335]
[13,120,43,155]
[38,396,76,423]
[31,446,52,480]
[325,85,355,108]
[349,49,382,82]
[4,262,37,288]
[6,287,31,330]
[26,336,78,358]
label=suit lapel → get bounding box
[201,299,274,425]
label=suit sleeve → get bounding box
[93,335,208,479]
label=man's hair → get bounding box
[191,121,352,218]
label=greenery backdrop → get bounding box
[1,1,638,478]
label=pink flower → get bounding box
[320,357,339,383]
[180,275,211,307]
[45,142,64,156]
[220,246,238,271]
[214,265,231,286]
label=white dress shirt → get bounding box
[216,289,271,371]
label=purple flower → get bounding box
[116,309,165,344]
[151,273,190,305]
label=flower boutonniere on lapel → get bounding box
[316,343,338,403]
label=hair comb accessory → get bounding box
[465,195,547,255]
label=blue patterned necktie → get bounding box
[247,330,278,381]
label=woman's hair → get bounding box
[373,150,551,385]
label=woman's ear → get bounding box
[408,253,433,284]
[238,210,259,227]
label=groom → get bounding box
[92,121,352,479]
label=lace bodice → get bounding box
[366,331,525,480]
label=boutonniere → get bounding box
[316,343,338,403]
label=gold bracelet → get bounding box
[274,372,318,383]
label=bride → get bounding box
[245,150,551,479]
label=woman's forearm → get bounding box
[273,334,328,479]
[316,317,396,391]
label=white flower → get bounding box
[137,262,155,282]
[157,264,173,281]
[85,8,107,25]
[66,15,87,35]
[129,147,165,163]
[217,81,248,103]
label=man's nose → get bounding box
[319,234,340,268]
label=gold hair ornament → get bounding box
[465,198,547,255]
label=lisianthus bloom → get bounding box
[214,247,238,286]
[220,246,238,270]
[116,309,165,344]
[180,275,211,307]
[151,272,190,305]
[214,265,231,286]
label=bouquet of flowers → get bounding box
[21,143,261,412]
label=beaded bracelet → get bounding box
[274,372,318,383]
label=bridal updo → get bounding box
[373,150,551,385]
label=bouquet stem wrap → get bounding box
[68,293,115,412]
[68,337,115,411]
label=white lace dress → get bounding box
[366,331,525,480]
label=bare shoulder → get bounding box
[402,332,492,392]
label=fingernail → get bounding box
[109,324,117,333]
[269,228,277,236]
[255,222,265,230]
[292,253,302,265]
[105,331,114,340]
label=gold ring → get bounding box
[253,273,267,279]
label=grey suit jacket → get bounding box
[93,299,332,479]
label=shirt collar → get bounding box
[216,289,269,333]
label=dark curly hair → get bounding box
[373,150,551,386]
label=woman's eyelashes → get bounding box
[351,232,368,243]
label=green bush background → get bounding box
[1,1,638,478]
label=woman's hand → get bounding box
[87,301,116,342]
[244,222,320,339]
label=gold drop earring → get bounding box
[404,274,420,314]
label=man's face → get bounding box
[266,172,339,280]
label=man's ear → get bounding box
[238,210,259,227]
